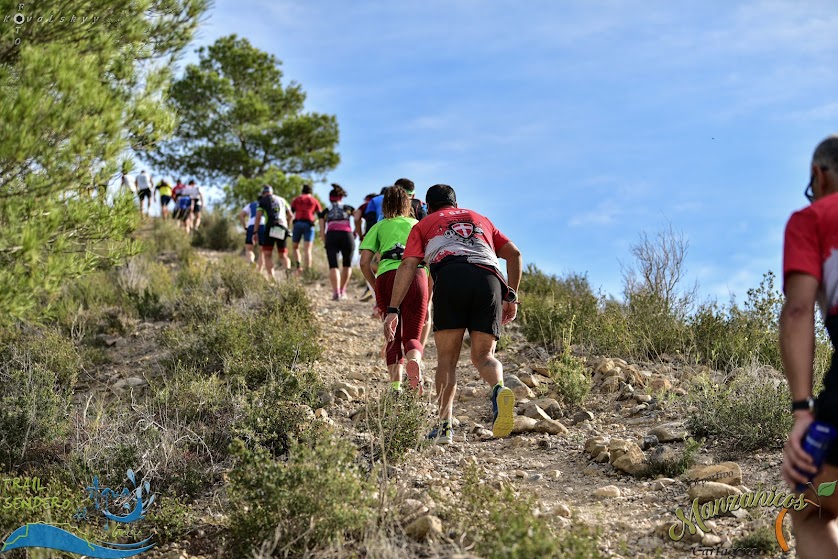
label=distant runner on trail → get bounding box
[780,135,838,558]
[136,170,154,217]
[318,184,355,300]
[121,172,137,196]
[254,185,293,281]
[394,177,428,221]
[360,186,428,393]
[385,184,522,444]
[363,188,387,225]
[290,184,323,275]
[174,187,193,232]
[156,179,173,219]
[189,180,205,230]
[355,192,380,303]
[239,199,265,272]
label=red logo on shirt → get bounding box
[450,222,474,239]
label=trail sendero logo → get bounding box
[0,469,155,558]
[668,480,837,552]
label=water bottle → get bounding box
[797,421,838,491]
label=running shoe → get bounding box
[426,421,453,445]
[331,292,340,301]
[406,358,423,395]
[359,286,373,302]
[491,384,515,438]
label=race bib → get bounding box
[269,226,287,240]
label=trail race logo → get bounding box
[1,469,155,558]
[668,480,837,552]
[450,222,475,239]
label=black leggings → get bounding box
[325,230,354,269]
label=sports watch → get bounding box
[791,396,815,413]
[504,288,518,304]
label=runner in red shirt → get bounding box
[290,184,323,275]
[384,184,522,444]
[781,135,838,557]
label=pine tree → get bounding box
[0,0,208,323]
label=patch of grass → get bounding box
[496,334,512,352]
[637,438,700,479]
[216,255,264,300]
[147,217,194,262]
[228,436,376,558]
[442,465,604,559]
[164,283,321,388]
[548,352,591,406]
[140,497,194,545]
[359,391,429,464]
[733,525,779,554]
[0,329,79,470]
[232,374,326,457]
[191,210,242,252]
[685,367,792,453]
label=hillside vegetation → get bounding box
[0,216,822,558]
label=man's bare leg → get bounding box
[433,328,466,421]
[792,464,838,558]
[292,241,302,272]
[263,249,274,280]
[245,244,256,264]
[303,240,314,271]
[469,331,502,386]
[280,251,291,276]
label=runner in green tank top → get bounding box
[359,186,429,393]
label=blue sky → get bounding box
[174,0,838,300]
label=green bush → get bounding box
[637,438,700,479]
[228,436,376,557]
[686,367,792,453]
[232,374,325,457]
[216,255,265,300]
[0,329,79,469]
[359,391,428,464]
[548,351,591,406]
[191,210,242,252]
[520,267,599,351]
[519,264,822,373]
[623,289,689,360]
[688,272,784,370]
[150,366,240,458]
[147,217,194,262]
[140,497,193,545]
[733,525,779,554]
[165,281,321,387]
[442,465,603,559]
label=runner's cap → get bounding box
[261,185,273,195]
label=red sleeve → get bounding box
[291,197,298,212]
[315,199,322,213]
[486,217,509,252]
[404,223,426,260]
[783,209,822,289]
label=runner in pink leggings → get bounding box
[359,185,428,393]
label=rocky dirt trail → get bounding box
[305,276,791,559]
[82,249,791,559]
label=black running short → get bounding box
[432,262,502,338]
[325,230,354,269]
[816,341,838,466]
[261,228,288,253]
[138,188,152,201]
